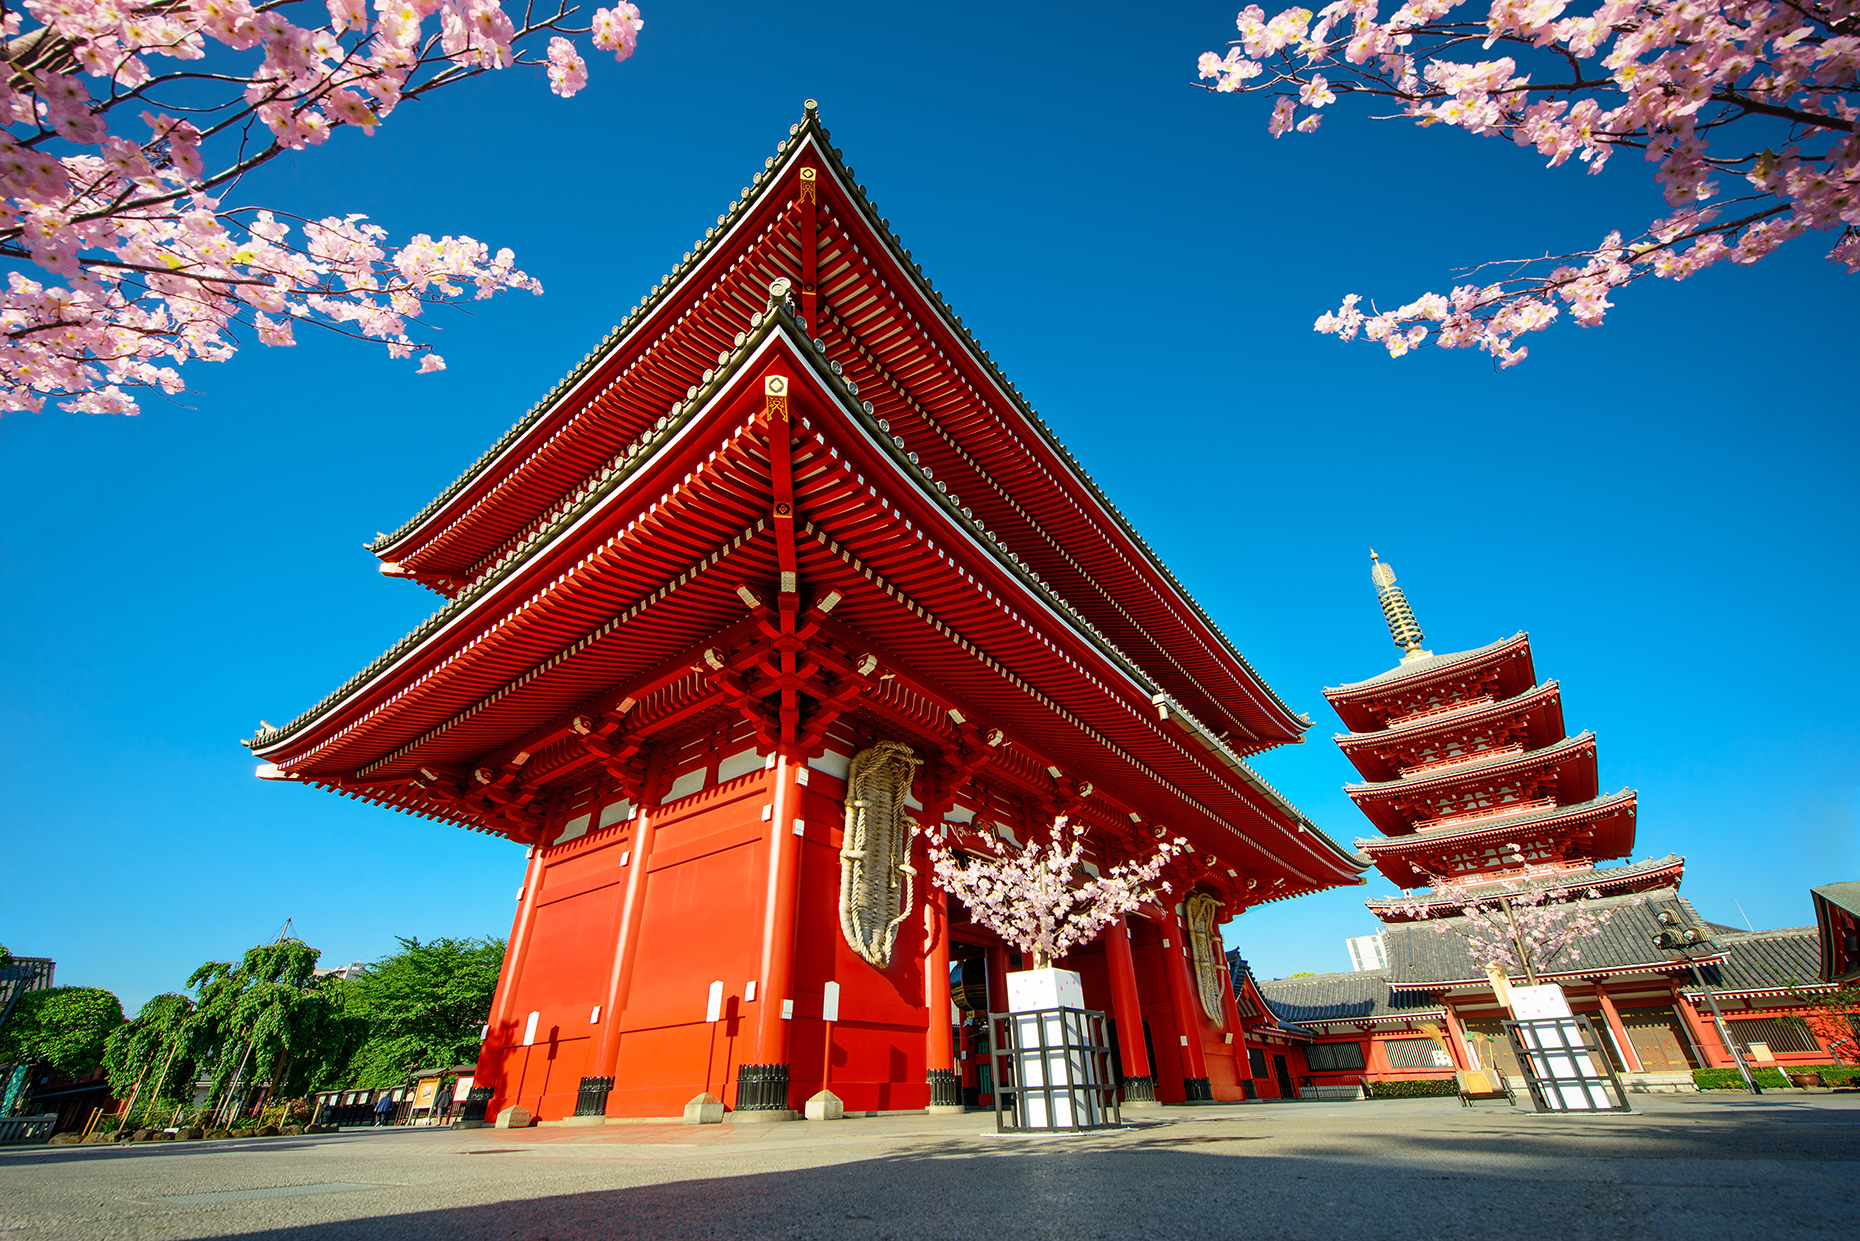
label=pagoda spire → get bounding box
[1369,550,1431,663]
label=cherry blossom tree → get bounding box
[923,816,1189,969]
[1393,884,1634,984]
[1198,2,1859,365]
[0,0,644,414]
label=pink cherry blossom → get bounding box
[1393,883,1641,981]
[1200,2,1859,362]
[0,1,645,414]
[546,35,588,97]
[923,816,1189,968]
[591,3,643,59]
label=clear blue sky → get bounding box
[2,2,1854,1008]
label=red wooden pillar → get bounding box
[591,808,656,1095]
[1103,916,1157,1104]
[1594,988,1644,1074]
[1676,994,1729,1067]
[743,753,806,1116]
[1440,1002,1474,1071]
[1160,911,1213,1102]
[923,887,959,1110]
[478,845,545,1115]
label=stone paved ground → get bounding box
[2,1092,1856,1240]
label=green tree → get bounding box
[0,987,124,1077]
[322,937,505,1089]
[188,940,342,1117]
[103,994,199,1104]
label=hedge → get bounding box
[1692,1065,1860,1089]
[1368,1078,1458,1098]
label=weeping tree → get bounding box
[102,993,199,1125]
[187,940,342,1124]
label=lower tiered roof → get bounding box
[1358,787,1639,888]
[1381,888,1715,990]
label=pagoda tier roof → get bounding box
[247,302,1362,898]
[1344,731,1600,835]
[1383,888,1717,990]
[1323,633,1535,734]
[358,106,1305,753]
[1357,788,1637,888]
[1365,853,1686,920]
[1675,925,1827,999]
[1332,679,1567,783]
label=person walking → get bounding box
[373,1092,395,1127]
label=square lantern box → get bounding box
[988,969,1122,1133]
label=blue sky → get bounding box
[2,2,1854,1008]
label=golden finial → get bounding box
[1369,549,1431,662]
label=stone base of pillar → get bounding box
[1121,1074,1162,1108]
[928,1068,962,1108]
[1182,1077,1215,1103]
[731,1063,794,1117]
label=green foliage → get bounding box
[188,939,342,1106]
[0,986,124,1077]
[1690,1064,1860,1089]
[1694,1066,1793,1089]
[103,993,198,1098]
[318,937,505,1089]
[1367,1077,1459,1098]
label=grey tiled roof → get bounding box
[1365,854,1684,913]
[1382,888,1706,988]
[1227,954,1326,1034]
[1325,633,1527,695]
[1812,881,1860,919]
[1677,927,1823,994]
[1250,966,1443,1023]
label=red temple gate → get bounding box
[248,103,1364,1121]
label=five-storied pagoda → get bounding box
[1257,554,1835,1093]
[246,103,1365,1122]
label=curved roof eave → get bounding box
[363,104,1308,740]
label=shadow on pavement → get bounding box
[195,1128,1859,1241]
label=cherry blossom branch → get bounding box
[1197,1,1860,365]
[922,816,1190,969]
[1394,883,1639,979]
[0,0,644,414]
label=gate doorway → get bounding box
[1273,1053,1295,1099]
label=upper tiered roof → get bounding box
[357,102,1306,756]
[241,105,1365,905]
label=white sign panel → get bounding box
[1509,984,1573,1020]
[822,981,841,1023]
[705,980,723,1023]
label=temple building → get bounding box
[1248,554,1845,1094]
[245,103,1368,1122]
